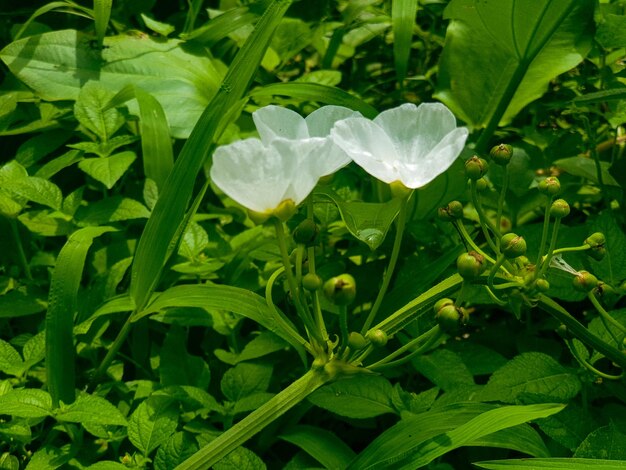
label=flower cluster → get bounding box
[210,102,468,220]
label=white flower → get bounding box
[330,102,468,189]
[210,105,360,217]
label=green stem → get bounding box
[369,326,444,371]
[488,254,506,293]
[90,315,134,387]
[551,244,590,256]
[175,368,333,470]
[361,195,410,334]
[538,218,561,278]
[338,305,349,355]
[470,180,500,254]
[534,197,553,271]
[495,168,509,248]
[484,285,508,306]
[565,338,623,380]
[588,292,626,335]
[9,218,32,281]
[306,199,328,341]
[454,221,497,265]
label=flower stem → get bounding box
[534,197,553,270]
[338,305,349,355]
[9,218,32,281]
[551,245,590,256]
[538,218,561,278]
[453,221,497,265]
[368,326,443,371]
[307,199,328,341]
[470,180,500,254]
[588,292,626,336]
[495,168,509,248]
[361,195,410,334]
[564,338,623,380]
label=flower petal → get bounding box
[331,117,401,183]
[305,105,361,137]
[253,105,309,143]
[210,138,295,213]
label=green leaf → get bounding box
[213,447,266,470]
[24,445,69,470]
[596,13,626,49]
[410,348,474,392]
[392,0,418,82]
[0,388,53,418]
[46,226,117,407]
[574,423,626,459]
[86,462,129,470]
[589,211,626,285]
[554,156,620,187]
[279,425,356,470]
[474,458,626,470]
[0,30,225,138]
[141,13,176,37]
[435,0,594,143]
[471,423,551,458]
[74,82,125,141]
[128,396,178,456]
[78,151,136,189]
[316,187,402,250]
[220,363,272,402]
[93,0,112,48]
[349,403,564,469]
[160,327,211,389]
[0,288,47,317]
[18,210,75,237]
[477,352,581,404]
[76,196,150,225]
[536,402,597,451]
[214,331,289,365]
[0,340,24,376]
[154,432,198,470]
[308,375,396,419]
[55,393,128,426]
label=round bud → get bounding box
[572,270,598,292]
[538,176,561,196]
[390,180,412,199]
[293,219,319,245]
[437,201,464,222]
[366,329,388,347]
[302,273,323,291]
[584,232,606,261]
[465,156,489,180]
[433,298,454,315]
[595,282,615,297]
[534,279,550,292]
[347,332,367,350]
[556,324,573,340]
[550,199,570,219]
[475,178,488,192]
[436,304,465,334]
[457,251,487,279]
[501,233,527,259]
[323,274,356,305]
[489,143,513,166]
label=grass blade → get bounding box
[392,0,418,83]
[93,0,112,48]
[46,226,116,407]
[474,458,626,470]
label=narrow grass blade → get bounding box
[182,4,261,45]
[392,0,418,83]
[474,458,626,470]
[183,0,206,34]
[130,0,293,312]
[93,0,112,48]
[249,82,378,118]
[46,226,116,407]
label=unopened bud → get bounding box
[302,273,323,291]
[366,329,388,347]
[438,201,464,221]
[534,279,550,292]
[584,232,606,261]
[293,219,319,245]
[465,156,489,180]
[538,176,561,196]
[550,199,570,219]
[457,251,487,279]
[572,270,598,292]
[323,274,356,305]
[475,178,488,192]
[501,233,527,259]
[347,332,367,350]
[489,144,513,166]
[436,304,466,334]
[433,298,454,314]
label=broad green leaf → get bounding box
[76,196,150,225]
[474,458,626,470]
[46,226,117,407]
[78,151,137,189]
[589,211,626,286]
[0,340,24,376]
[0,421,31,443]
[436,0,594,146]
[349,403,564,469]
[0,288,47,317]
[74,82,125,141]
[308,375,396,419]
[160,327,211,389]
[220,363,272,402]
[141,13,175,37]
[410,348,474,392]
[213,447,266,470]
[249,82,378,119]
[471,423,550,458]
[1,160,63,211]
[55,393,128,426]
[233,392,275,415]
[0,30,225,138]
[154,432,198,470]
[22,331,46,370]
[279,425,356,470]
[574,423,626,459]
[36,150,84,181]
[129,0,293,314]
[128,396,178,456]
[86,462,129,470]
[135,284,306,363]
[554,156,620,187]
[392,0,418,82]
[596,13,626,49]
[24,445,69,470]
[214,331,288,365]
[316,187,402,250]
[477,352,581,404]
[0,388,53,418]
[16,129,72,168]
[18,210,75,237]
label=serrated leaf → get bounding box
[537,402,599,451]
[574,423,626,459]
[220,363,272,402]
[24,445,69,470]
[214,331,288,365]
[76,196,150,225]
[154,432,198,470]
[18,209,75,237]
[308,375,396,419]
[74,82,125,141]
[477,352,581,404]
[0,388,53,418]
[22,331,46,369]
[213,447,266,470]
[55,393,128,426]
[178,221,209,259]
[0,288,47,317]
[78,151,137,189]
[410,348,474,392]
[5,176,63,210]
[160,327,211,389]
[128,396,178,455]
[0,339,24,376]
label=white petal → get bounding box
[305,105,362,137]
[210,138,294,212]
[399,127,469,188]
[253,105,309,143]
[331,117,401,183]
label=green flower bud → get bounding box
[501,233,527,259]
[436,304,466,334]
[323,274,356,305]
[457,251,487,279]
[475,178,488,192]
[595,282,615,297]
[347,332,367,350]
[572,270,598,292]
[433,298,454,314]
[534,278,550,292]
[550,199,570,219]
[302,273,323,291]
[293,219,319,245]
[465,156,489,180]
[538,176,561,196]
[366,329,388,347]
[584,232,606,261]
[556,324,573,340]
[437,201,464,222]
[489,143,513,166]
